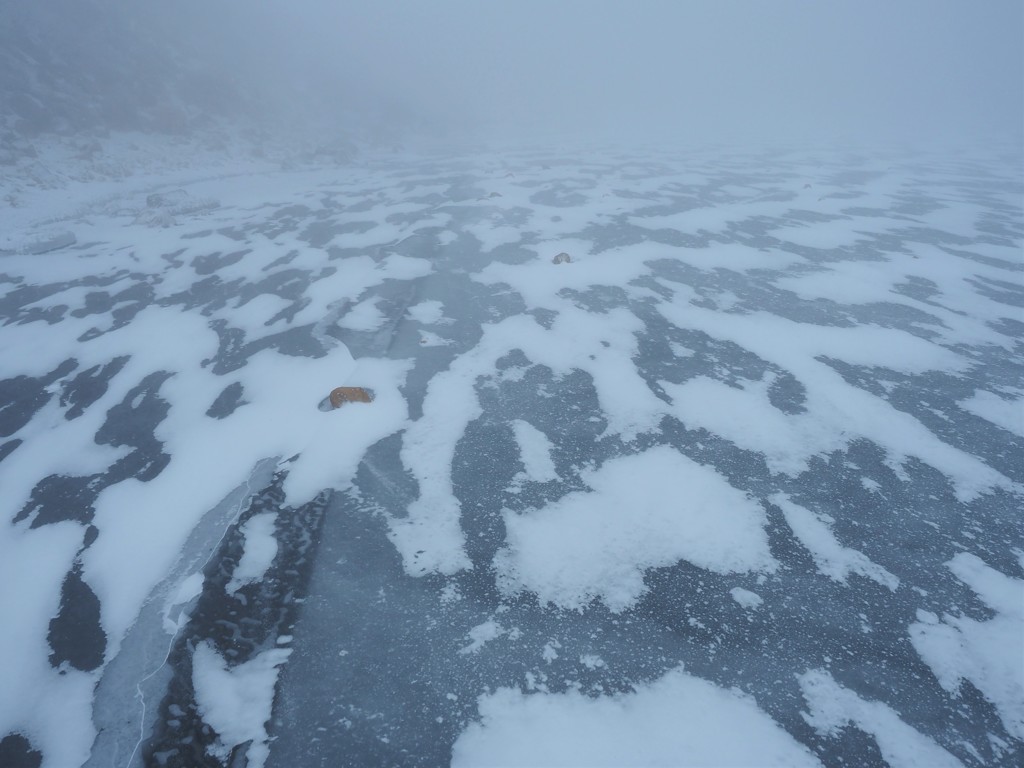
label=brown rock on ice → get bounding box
[328,386,374,409]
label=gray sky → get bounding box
[37,0,1023,147]
[222,0,1022,147]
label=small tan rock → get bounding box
[552,252,572,264]
[328,386,373,409]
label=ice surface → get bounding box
[658,305,1014,501]
[1,143,1021,767]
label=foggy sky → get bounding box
[9,0,1024,147]
[198,0,1018,147]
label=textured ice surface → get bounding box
[0,144,1021,767]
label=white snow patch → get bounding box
[0,522,95,768]
[495,446,776,612]
[230,293,294,332]
[391,308,667,578]
[670,342,695,358]
[337,296,386,332]
[453,666,821,767]
[407,299,448,325]
[510,420,558,483]
[772,494,899,590]
[657,304,1013,502]
[959,390,1023,437]
[192,641,292,768]
[730,587,764,610]
[474,239,649,311]
[670,242,802,272]
[459,620,504,655]
[163,571,205,633]
[418,330,453,347]
[909,553,1024,741]
[542,641,560,663]
[226,513,278,595]
[861,477,882,493]
[281,357,412,505]
[800,669,964,768]
[439,583,463,604]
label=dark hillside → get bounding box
[0,0,244,137]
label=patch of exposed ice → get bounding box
[391,307,666,577]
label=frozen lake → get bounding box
[0,146,1021,767]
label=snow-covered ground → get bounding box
[0,141,1021,767]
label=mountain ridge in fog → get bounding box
[0,0,238,136]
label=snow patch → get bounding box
[772,493,899,590]
[226,513,278,595]
[959,390,1023,437]
[909,553,1024,741]
[407,300,449,325]
[459,620,504,655]
[510,419,558,483]
[495,446,776,612]
[337,297,386,332]
[192,641,292,768]
[730,587,764,610]
[453,666,821,767]
[800,668,964,768]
